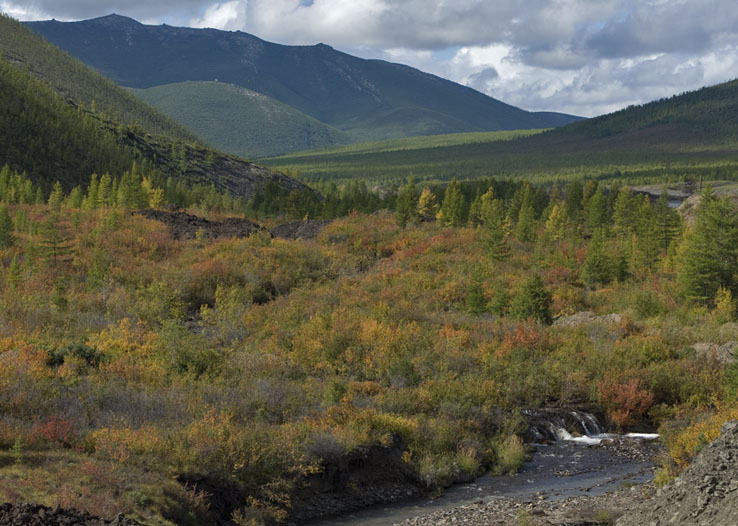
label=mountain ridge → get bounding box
[25,14,583,145]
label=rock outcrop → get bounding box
[616,421,738,526]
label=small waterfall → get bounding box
[524,408,606,443]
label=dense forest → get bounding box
[0,168,736,524]
[263,78,738,186]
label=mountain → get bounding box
[0,14,195,142]
[0,14,311,198]
[131,81,350,158]
[25,14,582,145]
[263,78,738,184]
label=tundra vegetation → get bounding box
[0,165,736,525]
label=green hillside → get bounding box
[26,15,582,146]
[0,14,197,142]
[263,79,738,185]
[132,81,350,158]
[0,14,312,199]
[0,57,137,191]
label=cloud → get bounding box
[190,1,246,30]
[3,0,737,117]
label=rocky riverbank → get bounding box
[394,485,653,526]
[0,503,142,526]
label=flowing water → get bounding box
[306,413,659,526]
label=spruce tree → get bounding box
[480,188,510,261]
[677,187,738,303]
[510,274,553,324]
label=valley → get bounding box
[1,6,738,526]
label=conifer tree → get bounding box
[544,203,567,240]
[47,181,63,212]
[634,195,658,271]
[654,189,681,253]
[0,205,14,249]
[7,254,21,292]
[565,180,583,223]
[677,187,738,303]
[612,186,635,239]
[436,178,466,227]
[395,177,419,228]
[516,199,537,242]
[480,188,510,260]
[468,189,483,227]
[585,186,608,232]
[581,229,612,286]
[417,187,439,219]
[510,274,553,324]
[466,274,487,315]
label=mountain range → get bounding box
[26,14,582,157]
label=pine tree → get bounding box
[417,187,439,219]
[0,204,15,249]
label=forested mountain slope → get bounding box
[265,78,738,184]
[132,81,350,158]
[26,14,582,143]
[0,14,312,198]
[0,14,196,142]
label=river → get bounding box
[305,433,660,526]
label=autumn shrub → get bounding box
[598,378,655,428]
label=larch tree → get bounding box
[417,187,439,219]
[436,178,466,227]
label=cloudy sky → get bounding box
[3,0,738,117]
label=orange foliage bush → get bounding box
[598,378,655,428]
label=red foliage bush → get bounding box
[598,378,654,428]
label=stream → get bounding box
[306,415,660,526]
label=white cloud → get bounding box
[0,1,57,20]
[190,1,247,30]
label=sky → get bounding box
[3,0,738,118]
